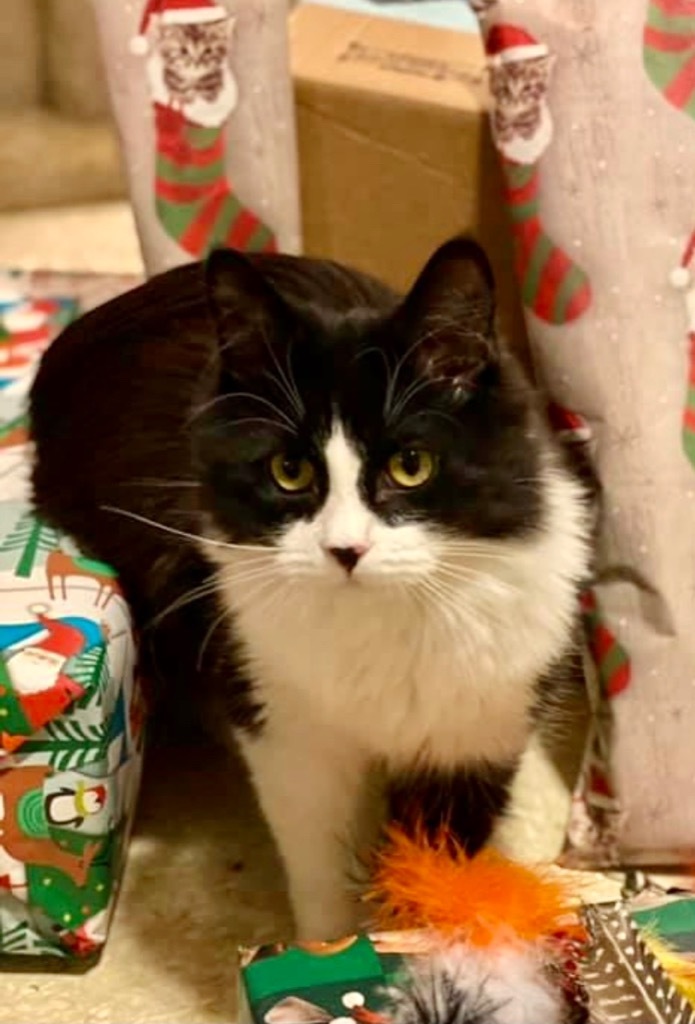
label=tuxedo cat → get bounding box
[30,239,591,940]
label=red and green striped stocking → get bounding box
[684,331,695,468]
[644,0,695,117]
[155,103,276,259]
[580,589,631,699]
[644,3,695,469]
[502,160,591,325]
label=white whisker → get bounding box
[100,505,271,553]
[189,390,297,431]
[259,319,304,419]
[148,580,221,630]
[123,478,200,490]
[217,416,295,434]
[196,607,229,671]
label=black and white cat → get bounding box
[30,238,591,940]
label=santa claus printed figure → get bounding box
[1,609,103,750]
[483,23,591,325]
[0,298,69,394]
[130,0,276,257]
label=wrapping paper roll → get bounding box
[91,0,301,274]
[474,0,695,866]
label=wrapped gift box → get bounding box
[239,892,695,1024]
[0,272,145,969]
[240,933,436,1024]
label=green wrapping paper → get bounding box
[239,896,695,1024]
[0,272,144,967]
[239,934,421,1024]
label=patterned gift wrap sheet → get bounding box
[239,933,429,1024]
[0,271,145,969]
[239,897,695,1024]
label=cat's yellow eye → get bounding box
[387,448,435,489]
[270,454,315,493]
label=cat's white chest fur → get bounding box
[206,424,589,940]
[212,426,589,770]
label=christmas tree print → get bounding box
[580,589,632,698]
[0,919,65,958]
[21,717,109,773]
[0,412,29,448]
[484,23,592,325]
[70,643,110,710]
[644,0,695,119]
[0,511,60,578]
[131,0,277,259]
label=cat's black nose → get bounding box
[328,546,366,573]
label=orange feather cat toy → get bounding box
[366,827,588,1024]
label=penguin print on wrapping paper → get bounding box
[0,766,104,888]
[484,24,592,325]
[130,0,277,257]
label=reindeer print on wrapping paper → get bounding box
[45,550,122,609]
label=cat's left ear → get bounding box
[397,236,498,389]
[204,246,294,383]
[226,15,237,38]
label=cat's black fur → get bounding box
[30,239,589,857]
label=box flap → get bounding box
[290,3,488,113]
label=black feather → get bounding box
[387,966,502,1024]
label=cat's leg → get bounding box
[238,720,372,941]
[386,760,517,854]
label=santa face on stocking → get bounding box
[487,29,556,165]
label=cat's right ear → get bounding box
[204,247,290,382]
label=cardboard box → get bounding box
[299,0,479,33]
[290,4,526,349]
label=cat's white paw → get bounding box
[293,894,363,943]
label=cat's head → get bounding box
[158,18,232,71]
[488,54,555,161]
[193,239,585,600]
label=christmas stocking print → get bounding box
[131,0,276,258]
[644,5,695,469]
[483,25,592,325]
[669,232,695,469]
[644,0,695,118]
[580,589,631,699]
[545,406,632,698]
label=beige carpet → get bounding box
[0,202,580,1024]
